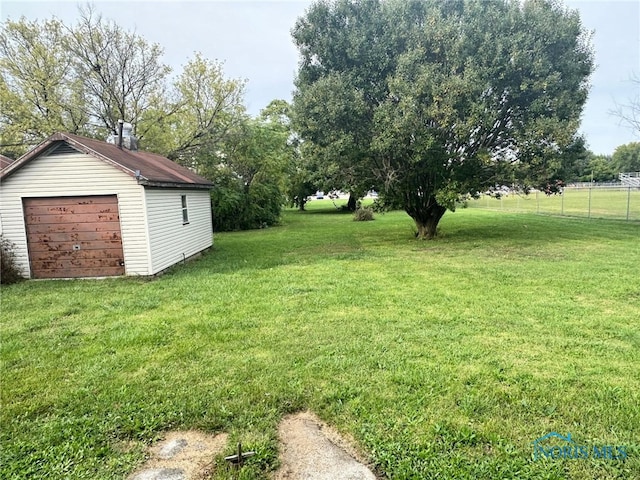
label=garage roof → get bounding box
[0,132,213,189]
[0,154,15,171]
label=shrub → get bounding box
[1,235,24,284]
[210,167,283,232]
[207,118,288,232]
[353,206,375,221]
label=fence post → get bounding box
[627,187,631,221]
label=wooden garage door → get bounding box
[24,196,125,278]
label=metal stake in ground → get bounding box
[224,442,255,468]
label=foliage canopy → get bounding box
[612,142,640,174]
[0,8,246,162]
[0,6,172,154]
[1,7,288,231]
[208,112,293,231]
[292,0,594,238]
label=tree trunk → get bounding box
[412,204,447,239]
[346,193,357,211]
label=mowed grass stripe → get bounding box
[1,206,638,479]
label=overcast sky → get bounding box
[1,0,638,155]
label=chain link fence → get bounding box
[468,185,640,222]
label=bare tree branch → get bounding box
[610,72,640,137]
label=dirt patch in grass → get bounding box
[274,411,377,479]
[126,412,377,479]
[128,430,228,480]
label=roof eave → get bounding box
[139,180,213,190]
[0,132,139,181]
[0,133,212,188]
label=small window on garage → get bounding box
[181,195,189,224]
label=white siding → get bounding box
[0,152,151,277]
[145,188,213,274]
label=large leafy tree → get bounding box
[612,142,640,173]
[259,99,318,211]
[293,0,594,238]
[579,152,615,182]
[1,8,245,163]
[0,17,89,157]
[292,0,391,209]
[147,53,247,166]
[0,6,171,154]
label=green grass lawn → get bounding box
[1,205,639,479]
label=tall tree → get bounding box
[0,6,171,153]
[0,17,89,156]
[158,53,246,166]
[1,7,245,161]
[580,152,615,182]
[293,0,594,238]
[260,99,317,211]
[64,5,171,138]
[292,0,392,209]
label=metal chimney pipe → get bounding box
[117,119,124,149]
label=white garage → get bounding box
[0,132,213,278]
